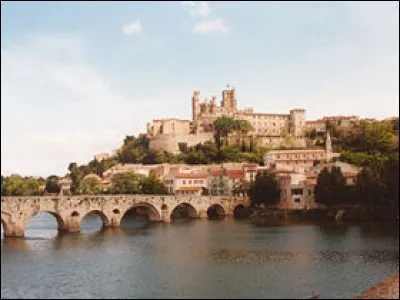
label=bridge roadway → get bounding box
[1,195,250,237]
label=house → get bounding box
[163,172,208,196]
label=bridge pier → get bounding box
[3,223,25,237]
[64,216,81,233]
[198,210,208,220]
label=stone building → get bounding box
[146,87,307,153]
[306,115,360,133]
[94,153,110,162]
[263,131,339,172]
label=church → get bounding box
[146,87,308,153]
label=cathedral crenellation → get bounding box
[146,87,307,153]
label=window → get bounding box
[294,198,301,203]
[189,180,192,184]
[183,180,186,184]
[292,188,303,195]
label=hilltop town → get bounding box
[2,87,399,213]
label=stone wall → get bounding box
[149,132,214,153]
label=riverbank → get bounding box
[249,205,399,226]
[354,274,399,299]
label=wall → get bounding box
[149,132,214,153]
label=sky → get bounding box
[1,1,399,177]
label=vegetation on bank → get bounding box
[313,119,399,209]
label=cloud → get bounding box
[182,1,210,17]
[121,20,142,35]
[193,18,229,34]
[0,34,150,177]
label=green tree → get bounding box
[68,162,84,194]
[381,153,399,210]
[45,175,61,194]
[340,150,389,173]
[213,116,237,148]
[249,172,280,206]
[314,166,347,206]
[219,145,241,162]
[140,176,168,194]
[355,167,385,204]
[78,176,103,195]
[111,172,142,194]
[1,174,43,196]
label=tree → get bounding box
[117,134,150,164]
[340,150,389,173]
[314,166,347,206]
[210,176,231,196]
[45,175,61,194]
[233,180,251,196]
[249,172,280,206]
[355,167,385,204]
[68,162,84,194]
[111,172,142,194]
[78,177,103,195]
[213,116,237,148]
[219,145,241,162]
[381,153,399,202]
[140,176,168,194]
[1,174,43,196]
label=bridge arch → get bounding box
[170,202,198,220]
[233,204,251,219]
[24,210,66,231]
[79,210,110,228]
[1,217,8,237]
[121,202,161,222]
[207,203,226,220]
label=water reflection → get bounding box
[80,213,105,233]
[1,216,399,299]
[25,212,59,239]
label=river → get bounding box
[1,213,399,299]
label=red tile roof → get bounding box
[226,170,244,179]
[210,169,223,176]
[174,173,208,179]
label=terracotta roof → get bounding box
[176,187,202,191]
[267,149,325,154]
[174,173,208,179]
[226,170,244,179]
[210,169,224,176]
[209,169,244,179]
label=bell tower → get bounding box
[221,86,237,112]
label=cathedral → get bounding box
[146,87,307,153]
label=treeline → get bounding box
[1,174,59,196]
[315,118,399,207]
[75,172,168,195]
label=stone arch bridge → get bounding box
[1,195,249,237]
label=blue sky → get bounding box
[1,1,399,177]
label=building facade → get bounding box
[146,87,307,153]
